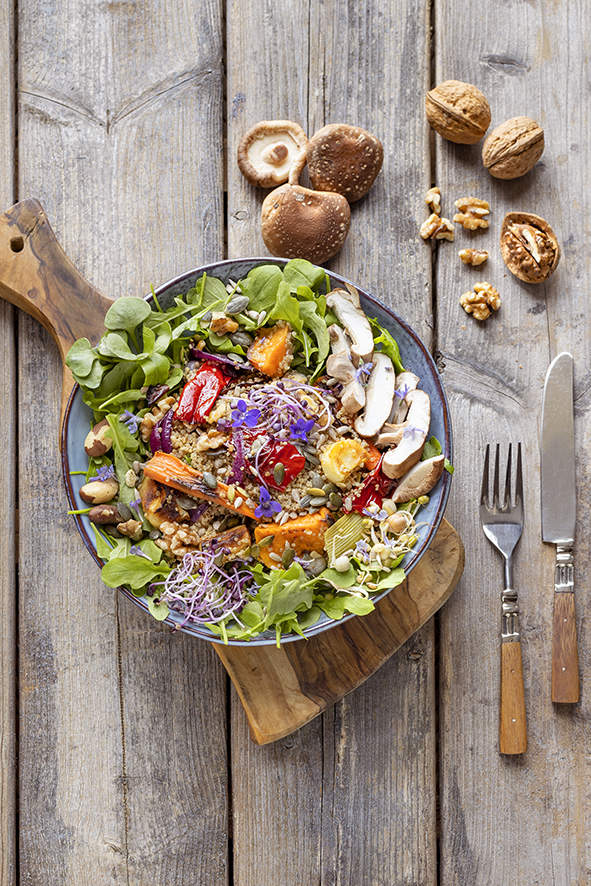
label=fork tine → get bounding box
[481,443,490,505]
[492,443,501,508]
[504,442,512,509]
[516,442,523,504]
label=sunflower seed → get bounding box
[231,331,253,349]
[203,471,217,489]
[309,496,327,507]
[246,309,259,320]
[306,454,320,465]
[279,511,289,525]
[257,310,267,325]
[226,295,250,315]
[269,552,282,562]
[234,496,244,508]
[299,495,311,508]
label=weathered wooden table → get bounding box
[1,1,590,883]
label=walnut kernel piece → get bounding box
[420,213,454,241]
[139,395,177,442]
[459,248,488,267]
[210,312,239,335]
[425,80,491,144]
[500,211,560,283]
[117,519,143,541]
[460,282,501,321]
[453,196,490,231]
[425,186,441,214]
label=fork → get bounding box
[480,443,527,755]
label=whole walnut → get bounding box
[500,212,560,283]
[425,80,491,144]
[482,117,544,179]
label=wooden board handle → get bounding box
[499,640,527,755]
[552,592,580,703]
[0,199,113,421]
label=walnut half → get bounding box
[454,196,490,231]
[420,213,454,241]
[500,211,560,283]
[460,282,501,321]
[459,248,488,267]
[425,186,441,214]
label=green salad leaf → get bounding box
[369,317,404,374]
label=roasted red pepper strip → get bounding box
[175,364,228,424]
[348,457,395,513]
[258,440,306,490]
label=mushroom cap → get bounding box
[353,354,396,438]
[306,124,384,203]
[392,455,445,503]
[237,120,308,188]
[261,183,351,264]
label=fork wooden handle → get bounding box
[552,592,580,703]
[499,640,527,754]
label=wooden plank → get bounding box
[435,2,591,882]
[17,1,228,884]
[307,3,439,884]
[226,6,327,885]
[0,0,16,882]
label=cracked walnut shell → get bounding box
[454,196,490,231]
[500,212,560,283]
[420,213,454,241]
[426,80,491,144]
[482,117,544,180]
[460,282,501,321]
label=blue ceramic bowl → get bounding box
[62,258,452,645]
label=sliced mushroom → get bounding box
[306,124,384,202]
[326,324,366,415]
[353,354,395,437]
[375,421,407,449]
[392,455,445,503]
[237,120,308,187]
[389,371,420,423]
[326,289,374,363]
[381,390,431,479]
[261,159,351,264]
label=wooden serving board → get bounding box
[0,199,464,745]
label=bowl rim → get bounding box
[62,257,452,646]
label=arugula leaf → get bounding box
[299,301,330,376]
[257,562,313,628]
[422,436,442,460]
[283,259,326,290]
[267,281,303,332]
[104,297,151,334]
[240,265,283,312]
[101,554,171,590]
[369,318,404,374]
[373,567,405,591]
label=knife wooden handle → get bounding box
[499,640,527,755]
[552,591,580,703]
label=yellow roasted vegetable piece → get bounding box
[320,438,368,486]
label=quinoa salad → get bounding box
[66,259,452,644]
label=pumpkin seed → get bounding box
[273,462,285,485]
[259,535,274,547]
[309,495,327,507]
[322,483,336,495]
[306,556,327,576]
[201,311,212,325]
[249,544,260,558]
[203,471,217,489]
[226,485,236,502]
[149,528,162,539]
[226,294,250,315]
[105,524,122,538]
[306,486,326,497]
[116,503,132,521]
[310,472,324,488]
[281,547,295,567]
[328,492,343,510]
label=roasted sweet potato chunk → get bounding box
[254,508,332,567]
[247,321,293,377]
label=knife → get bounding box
[541,352,580,703]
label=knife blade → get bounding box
[540,351,580,702]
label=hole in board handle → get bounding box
[10,236,24,253]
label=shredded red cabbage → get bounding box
[146,383,170,406]
[189,347,251,373]
[227,429,247,484]
[149,408,173,453]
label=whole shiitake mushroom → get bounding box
[306,123,384,202]
[261,157,351,264]
[237,120,308,188]
[426,80,491,144]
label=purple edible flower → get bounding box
[289,418,315,442]
[120,410,139,434]
[95,464,116,482]
[129,496,142,513]
[231,399,261,429]
[130,545,151,560]
[355,361,374,382]
[254,486,282,520]
[394,383,411,401]
[354,540,370,562]
[362,507,388,521]
[403,425,424,439]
